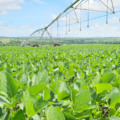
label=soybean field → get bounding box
[0,45,120,120]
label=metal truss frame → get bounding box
[29,0,115,40]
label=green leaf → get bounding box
[110,93,120,109]
[46,106,65,120]
[57,82,70,101]
[28,85,45,96]
[109,109,116,116]
[74,109,92,119]
[108,88,119,99]
[96,83,113,94]
[0,113,8,120]
[5,93,23,108]
[32,114,40,120]
[72,82,81,92]
[113,76,120,87]
[0,107,2,116]
[9,109,25,120]
[23,90,48,117]
[0,72,18,99]
[0,95,10,106]
[109,116,120,120]
[64,112,76,120]
[19,73,28,85]
[32,70,49,85]
[28,84,50,100]
[100,72,114,83]
[68,64,74,77]
[92,74,100,85]
[50,81,60,93]
[17,81,27,90]
[72,89,91,112]
[117,67,120,74]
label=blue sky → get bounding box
[0,0,120,37]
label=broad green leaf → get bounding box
[72,82,81,92]
[46,106,65,120]
[94,111,102,119]
[50,81,60,93]
[32,114,40,120]
[62,100,71,107]
[0,95,10,106]
[68,64,74,77]
[19,73,28,85]
[32,70,49,85]
[96,83,113,94]
[72,89,91,112]
[5,93,23,108]
[79,79,87,90]
[92,74,100,85]
[9,109,25,120]
[108,88,119,99]
[0,113,8,120]
[109,109,116,116]
[58,62,64,72]
[110,93,120,109]
[73,109,92,119]
[71,82,81,101]
[0,107,2,116]
[17,81,27,90]
[64,112,76,120]
[0,72,18,98]
[28,84,46,95]
[117,68,120,74]
[113,76,120,87]
[23,91,48,117]
[57,82,70,101]
[28,84,50,100]
[100,72,114,83]
[109,116,120,120]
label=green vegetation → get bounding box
[0,37,120,46]
[0,45,120,119]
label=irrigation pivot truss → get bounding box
[21,0,119,46]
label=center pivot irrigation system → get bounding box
[21,0,119,46]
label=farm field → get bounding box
[0,44,120,120]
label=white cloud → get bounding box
[0,0,24,16]
[0,26,15,36]
[0,25,35,37]
[19,24,34,29]
[0,21,6,25]
[113,0,120,7]
[0,11,9,16]
[52,14,57,20]
[0,0,24,10]
[0,0,120,37]
[108,17,120,24]
[51,0,120,24]
[66,0,120,13]
[48,15,120,38]
[63,21,120,37]
[33,0,44,4]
